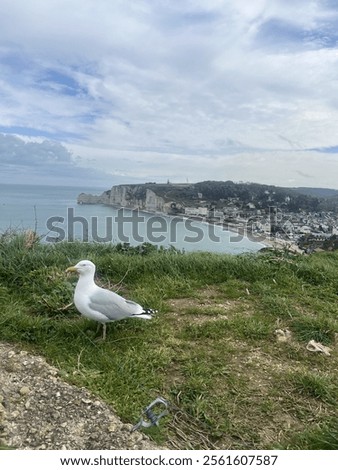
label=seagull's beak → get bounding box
[66,266,78,273]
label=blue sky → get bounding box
[1,0,338,188]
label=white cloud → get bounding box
[0,134,113,186]
[0,1,338,187]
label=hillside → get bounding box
[79,180,338,213]
[292,187,338,199]
[0,232,337,450]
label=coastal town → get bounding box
[78,181,338,253]
[208,204,338,253]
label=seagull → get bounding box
[66,260,155,340]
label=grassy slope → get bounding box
[0,233,337,449]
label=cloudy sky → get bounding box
[1,0,338,188]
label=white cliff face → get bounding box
[108,185,144,208]
[78,185,166,213]
[145,189,165,212]
[108,185,166,212]
[109,185,129,206]
[108,185,143,208]
[77,191,110,205]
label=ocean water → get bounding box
[0,184,265,254]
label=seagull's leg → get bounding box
[102,323,106,341]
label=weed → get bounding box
[291,316,337,345]
[287,371,338,404]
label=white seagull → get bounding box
[66,260,155,340]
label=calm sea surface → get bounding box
[0,184,265,254]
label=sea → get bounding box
[0,184,265,254]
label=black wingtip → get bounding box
[143,308,158,316]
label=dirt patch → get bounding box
[167,292,251,327]
[169,298,236,310]
[0,342,164,450]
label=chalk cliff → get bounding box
[77,185,169,213]
[108,185,167,212]
[77,190,111,205]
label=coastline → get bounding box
[222,220,303,253]
[218,222,303,253]
[261,237,304,254]
[79,202,304,253]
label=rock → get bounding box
[0,341,164,450]
[275,329,292,343]
[81,398,92,404]
[77,191,110,205]
[108,422,117,432]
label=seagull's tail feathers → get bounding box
[131,308,157,320]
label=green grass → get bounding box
[287,371,338,404]
[274,418,338,450]
[0,232,337,449]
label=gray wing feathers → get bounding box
[88,287,143,321]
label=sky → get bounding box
[1,0,338,189]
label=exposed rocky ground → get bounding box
[0,342,162,450]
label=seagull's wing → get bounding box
[88,286,144,321]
